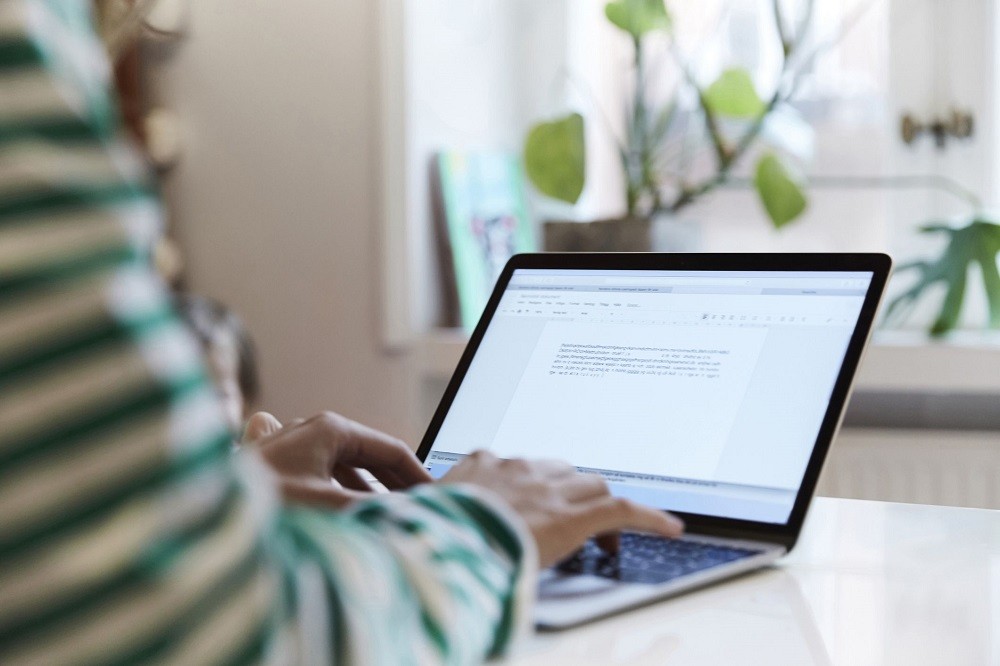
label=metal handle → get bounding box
[900,109,974,149]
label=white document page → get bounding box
[489,321,768,481]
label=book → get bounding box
[434,151,534,330]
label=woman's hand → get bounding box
[245,413,684,567]
[442,451,684,567]
[243,411,432,508]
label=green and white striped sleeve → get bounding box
[0,1,536,663]
[270,483,537,664]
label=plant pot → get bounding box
[543,216,653,252]
[543,213,701,252]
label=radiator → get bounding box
[818,428,1000,509]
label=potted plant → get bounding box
[524,0,817,251]
[521,0,1000,337]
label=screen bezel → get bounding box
[417,253,892,549]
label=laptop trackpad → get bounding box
[539,570,622,600]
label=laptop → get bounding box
[417,252,891,629]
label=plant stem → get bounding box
[795,0,816,48]
[626,33,669,217]
[627,35,645,216]
[668,19,791,214]
[674,55,730,169]
[786,0,878,100]
[660,0,876,218]
[772,0,790,55]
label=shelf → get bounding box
[855,331,1000,392]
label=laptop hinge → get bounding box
[689,524,796,550]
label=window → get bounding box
[383,0,1000,340]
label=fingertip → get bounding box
[243,411,283,442]
[633,504,684,538]
[662,512,685,536]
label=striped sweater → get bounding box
[0,2,534,664]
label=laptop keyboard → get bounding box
[555,533,764,585]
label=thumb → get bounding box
[242,411,283,444]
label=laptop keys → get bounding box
[556,533,763,585]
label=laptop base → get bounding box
[536,535,786,630]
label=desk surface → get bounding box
[508,497,1000,665]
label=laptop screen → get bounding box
[423,268,874,525]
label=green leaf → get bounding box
[523,112,586,205]
[932,265,967,335]
[885,219,1000,336]
[753,153,807,228]
[604,0,671,39]
[978,242,1000,327]
[704,68,765,118]
[649,99,677,147]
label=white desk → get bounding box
[508,497,1000,665]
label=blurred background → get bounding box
[103,0,999,509]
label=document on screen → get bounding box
[488,321,768,482]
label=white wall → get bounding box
[152,1,415,439]
[398,0,570,334]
